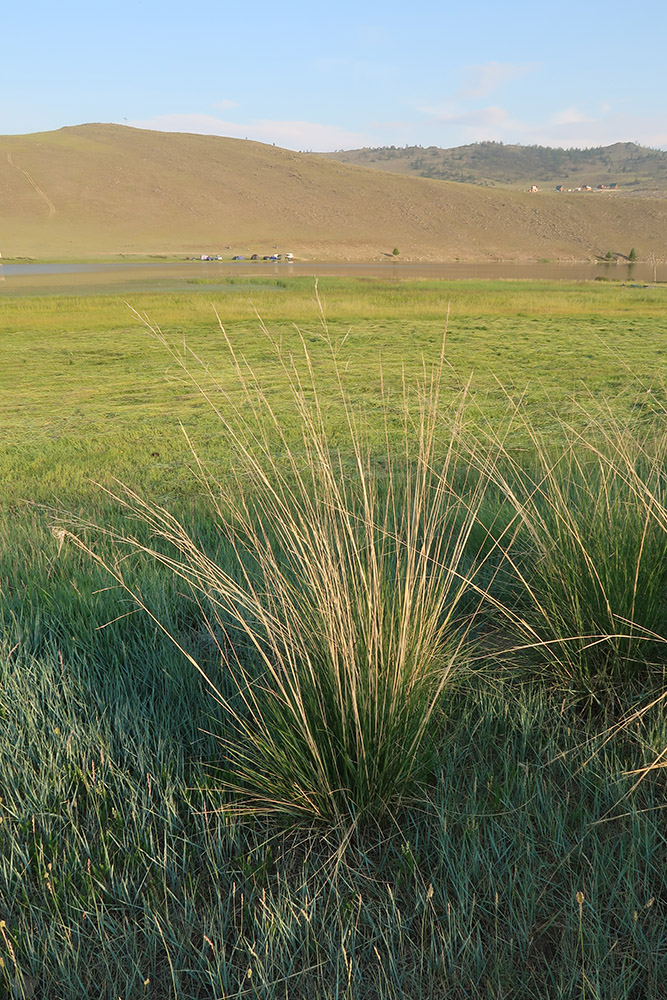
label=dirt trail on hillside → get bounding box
[7,152,56,217]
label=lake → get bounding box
[0,258,664,294]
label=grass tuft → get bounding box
[62,305,503,829]
[482,402,667,703]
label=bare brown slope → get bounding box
[0,123,665,261]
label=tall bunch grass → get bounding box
[62,308,500,829]
[577,401,667,783]
[484,407,667,701]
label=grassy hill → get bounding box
[322,141,667,195]
[1,124,666,261]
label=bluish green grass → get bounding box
[2,282,667,996]
[2,630,666,998]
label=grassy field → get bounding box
[2,276,666,503]
[1,278,666,998]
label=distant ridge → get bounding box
[1,124,666,261]
[322,141,667,195]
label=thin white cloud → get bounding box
[415,63,538,143]
[128,113,371,150]
[417,102,667,150]
[458,61,536,100]
[212,99,239,111]
[551,107,595,126]
[518,111,667,149]
[435,106,515,128]
[426,105,524,143]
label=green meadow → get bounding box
[3,277,666,502]
[1,278,666,998]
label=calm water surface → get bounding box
[0,259,664,294]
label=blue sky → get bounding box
[3,0,666,150]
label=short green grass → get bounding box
[1,278,666,997]
[1,278,666,504]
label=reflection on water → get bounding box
[0,258,665,294]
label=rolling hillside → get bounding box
[1,124,666,261]
[322,141,667,195]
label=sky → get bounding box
[3,0,666,151]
